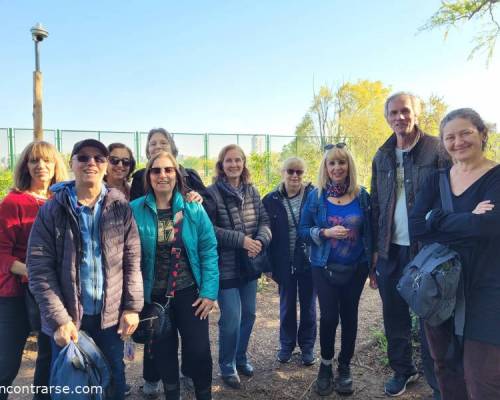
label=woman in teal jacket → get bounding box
[131,151,218,400]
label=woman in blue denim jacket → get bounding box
[299,143,374,396]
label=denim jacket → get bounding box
[298,186,373,269]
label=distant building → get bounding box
[251,135,264,153]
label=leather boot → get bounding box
[195,386,212,400]
[163,381,181,400]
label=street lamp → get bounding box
[31,23,48,141]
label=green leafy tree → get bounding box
[421,0,500,64]
[419,94,449,136]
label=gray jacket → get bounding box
[27,184,143,336]
[370,130,447,261]
[206,181,272,286]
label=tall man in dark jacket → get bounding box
[27,139,143,400]
[370,93,442,398]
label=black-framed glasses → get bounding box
[108,156,131,167]
[324,143,346,151]
[286,169,304,176]
[150,167,176,175]
[75,154,107,164]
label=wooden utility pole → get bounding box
[33,71,43,141]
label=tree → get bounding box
[419,94,449,135]
[310,85,336,148]
[421,0,500,64]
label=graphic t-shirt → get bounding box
[326,196,366,265]
[392,148,410,246]
[152,208,195,297]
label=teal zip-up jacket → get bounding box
[130,191,219,303]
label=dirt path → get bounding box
[14,279,433,399]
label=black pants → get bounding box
[311,263,368,365]
[151,286,212,390]
[0,297,51,400]
[377,244,440,396]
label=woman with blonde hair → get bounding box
[299,144,374,396]
[0,141,67,400]
[206,144,271,390]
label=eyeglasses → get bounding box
[108,156,131,167]
[286,169,304,176]
[324,143,346,150]
[74,154,107,164]
[149,167,176,175]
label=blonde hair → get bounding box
[13,141,68,192]
[317,147,359,198]
[281,156,306,172]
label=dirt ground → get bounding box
[14,279,433,399]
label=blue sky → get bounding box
[0,0,499,135]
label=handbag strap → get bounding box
[439,169,454,212]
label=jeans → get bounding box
[0,297,51,400]
[278,271,316,353]
[311,263,367,364]
[151,286,212,391]
[377,244,439,394]
[218,279,257,377]
[51,315,125,400]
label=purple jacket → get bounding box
[27,183,143,336]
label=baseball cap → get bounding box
[70,139,109,158]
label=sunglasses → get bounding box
[324,143,346,150]
[149,167,176,175]
[286,169,304,176]
[108,156,131,167]
[74,154,107,164]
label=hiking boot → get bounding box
[194,386,212,400]
[221,374,241,389]
[315,362,334,396]
[140,380,161,399]
[335,363,353,395]
[163,381,180,400]
[236,363,254,377]
[384,372,418,397]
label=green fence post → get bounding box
[97,131,101,141]
[204,133,209,178]
[134,131,140,163]
[56,129,62,152]
[236,134,240,146]
[7,128,15,170]
[266,134,270,182]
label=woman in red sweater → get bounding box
[0,141,67,400]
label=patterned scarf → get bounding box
[325,178,349,198]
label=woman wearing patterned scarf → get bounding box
[130,151,219,400]
[299,144,374,396]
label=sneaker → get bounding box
[221,374,241,389]
[315,363,334,396]
[124,383,132,397]
[384,373,418,397]
[301,351,316,366]
[140,380,161,399]
[236,363,254,377]
[335,364,353,395]
[277,349,292,363]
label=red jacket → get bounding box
[0,191,45,297]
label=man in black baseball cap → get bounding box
[71,139,109,158]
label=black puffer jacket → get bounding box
[206,180,272,288]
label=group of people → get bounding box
[0,92,498,400]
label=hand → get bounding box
[326,225,350,240]
[186,191,203,204]
[472,200,494,215]
[243,237,261,255]
[54,321,78,347]
[192,298,215,320]
[117,310,140,339]
[369,270,378,290]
